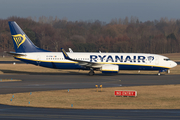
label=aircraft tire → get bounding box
[89,70,94,76]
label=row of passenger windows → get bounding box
[46,58,90,60]
[46,58,152,61]
[46,58,63,60]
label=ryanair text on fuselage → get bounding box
[90,55,154,63]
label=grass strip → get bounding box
[0,84,180,109]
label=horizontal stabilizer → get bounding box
[6,51,26,56]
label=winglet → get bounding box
[61,48,70,60]
[69,48,73,53]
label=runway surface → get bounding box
[0,73,180,119]
[0,74,180,94]
[0,104,180,120]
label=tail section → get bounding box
[8,21,49,53]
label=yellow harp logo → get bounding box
[12,34,26,48]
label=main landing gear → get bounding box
[89,69,95,76]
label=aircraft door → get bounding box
[37,55,41,65]
[155,56,159,65]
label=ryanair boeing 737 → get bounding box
[8,21,177,76]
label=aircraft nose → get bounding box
[171,61,177,68]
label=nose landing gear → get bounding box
[167,69,170,74]
[157,69,169,76]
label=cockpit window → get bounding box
[164,58,171,61]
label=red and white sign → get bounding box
[114,90,137,97]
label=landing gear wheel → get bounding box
[89,70,94,76]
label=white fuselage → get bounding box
[14,52,177,71]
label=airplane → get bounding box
[8,21,177,76]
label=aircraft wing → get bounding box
[61,48,102,68]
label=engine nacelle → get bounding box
[101,64,119,73]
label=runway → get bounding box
[0,104,180,120]
[0,73,180,119]
[1,74,180,94]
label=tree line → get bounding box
[0,16,180,54]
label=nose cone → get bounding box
[171,61,177,68]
